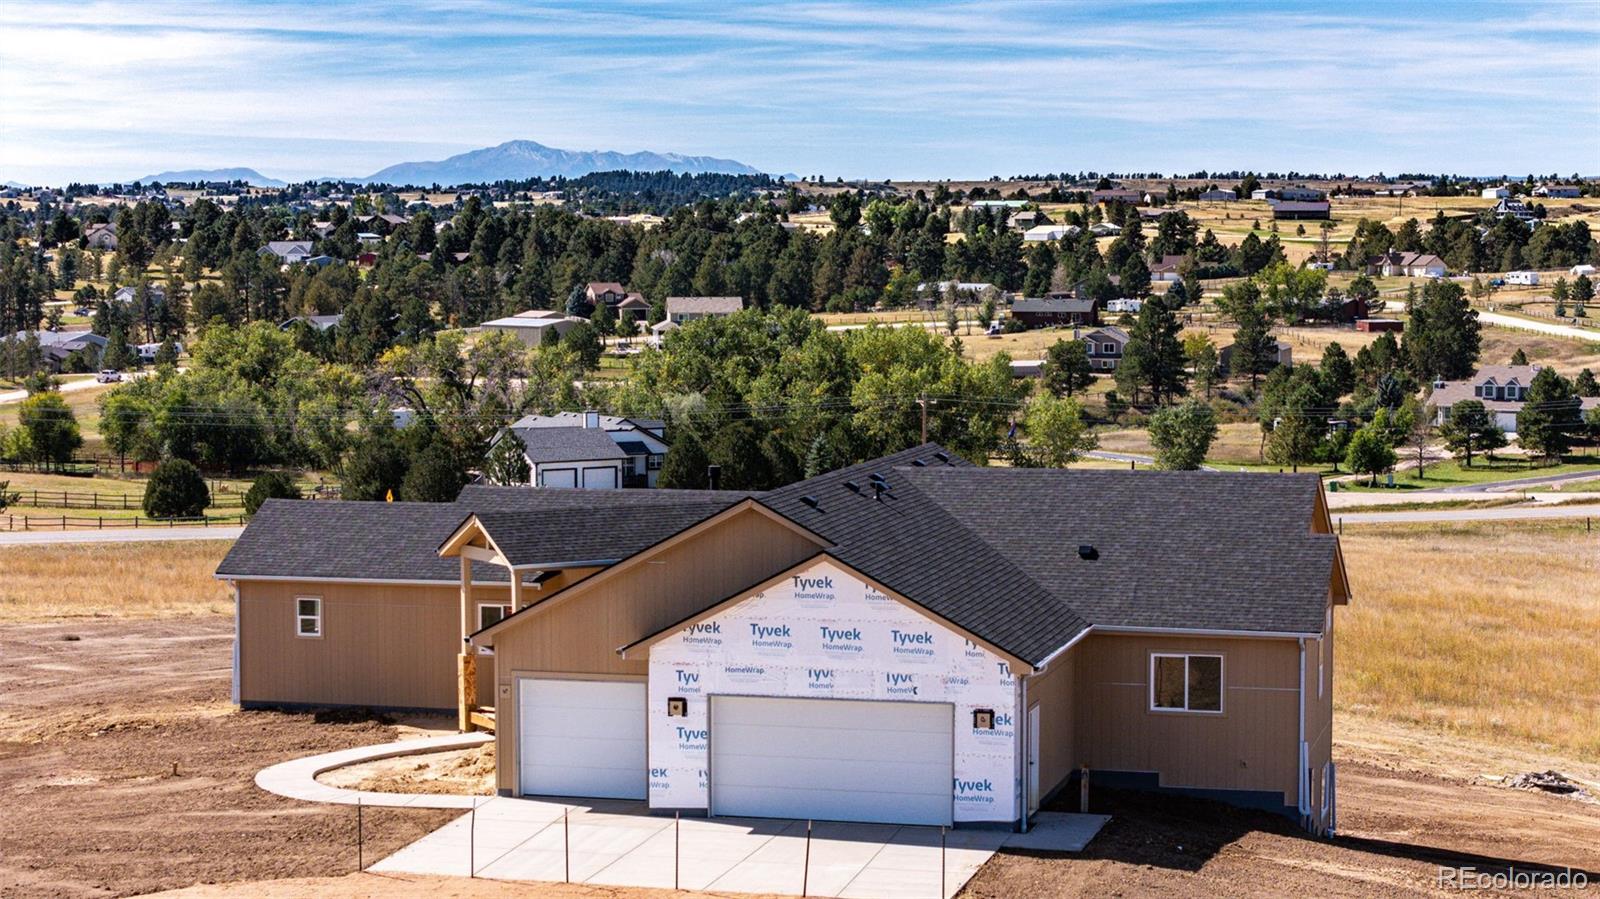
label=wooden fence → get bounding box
[7,489,248,510]
[1,514,248,531]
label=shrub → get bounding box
[243,471,302,515]
[144,459,211,518]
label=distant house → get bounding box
[1251,187,1323,202]
[1481,186,1511,199]
[1267,199,1330,220]
[499,418,630,489]
[1492,197,1537,224]
[1090,188,1144,205]
[1371,251,1446,279]
[113,284,168,305]
[1198,188,1237,202]
[915,281,1003,311]
[1089,222,1122,237]
[1220,340,1293,373]
[83,222,117,251]
[1430,365,1600,434]
[1321,296,1369,323]
[1504,270,1540,286]
[1355,318,1403,333]
[1081,326,1129,371]
[1010,210,1043,230]
[1533,184,1581,199]
[481,310,585,345]
[666,296,744,324]
[495,411,669,488]
[10,329,108,372]
[1571,264,1597,277]
[1023,224,1074,242]
[585,282,628,308]
[1149,255,1185,282]
[1010,297,1097,328]
[616,292,651,320]
[260,241,314,265]
[279,314,344,333]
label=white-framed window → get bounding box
[1150,653,1223,713]
[647,454,663,471]
[1103,342,1116,354]
[476,602,512,654]
[295,596,322,638]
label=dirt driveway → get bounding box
[3,615,1598,898]
[0,616,455,899]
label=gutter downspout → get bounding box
[228,580,240,706]
[1297,638,1309,826]
[1018,672,1030,833]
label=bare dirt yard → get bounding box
[3,526,1599,897]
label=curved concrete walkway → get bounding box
[255,732,493,808]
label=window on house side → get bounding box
[296,597,322,638]
[1150,653,1223,713]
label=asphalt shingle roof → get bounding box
[511,427,629,464]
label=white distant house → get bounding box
[1569,264,1596,277]
[1373,251,1447,279]
[260,241,314,264]
[665,296,744,324]
[1149,255,1185,282]
[1023,224,1074,242]
[1198,188,1237,202]
[1481,186,1511,199]
[1089,222,1122,237]
[1431,365,1600,435]
[492,411,669,488]
[1505,271,1540,286]
[481,309,585,345]
[1534,184,1581,199]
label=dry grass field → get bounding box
[1338,520,1600,763]
[0,539,234,622]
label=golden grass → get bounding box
[0,540,235,622]
[1096,421,1264,464]
[1337,520,1600,762]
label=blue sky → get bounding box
[2,0,1597,184]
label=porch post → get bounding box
[459,556,477,732]
[510,569,525,612]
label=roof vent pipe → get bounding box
[872,481,888,501]
[584,410,600,429]
[707,464,721,491]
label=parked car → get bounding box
[95,369,122,383]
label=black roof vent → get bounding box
[800,495,820,509]
[911,459,927,467]
[843,481,862,494]
[872,481,889,501]
[1078,545,1099,561]
[933,451,951,464]
[868,473,887,483]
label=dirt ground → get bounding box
[0,617,456,899]
[317,743,497,797]
[5,615,1599,898]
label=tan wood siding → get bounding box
[1071,633,1301,804]
[1026,656,1076,803]
[490,507,824,793]
[237,579,509,711]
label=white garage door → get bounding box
[709,696,953,826]
[540,467,577,488]
[581,466,618,489]
[518,678,646,799]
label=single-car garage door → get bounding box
[581,466,618,489]
[518,678,646,799]
[709,695,953,825]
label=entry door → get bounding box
[1027,703,1042,814]
[517,678,646,799]
[709,695,953,826]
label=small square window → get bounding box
[1151,653,1223,713]
[295,597,322,638]
[647,454,663,471]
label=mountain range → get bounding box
[353,139,761,184]
[136,167,286,187]
[125,139,763,188]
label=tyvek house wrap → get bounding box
[647,559,1019,823]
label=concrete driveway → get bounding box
[371,796,1107,898]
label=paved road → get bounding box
[0,527,243,546]
[1431,468,1600,494]
[1333,504,1600,525]
[1477,311,1600,342]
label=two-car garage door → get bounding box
[518,678,646,799]
[709,696,955,826]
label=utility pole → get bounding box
[917,395,935,443]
